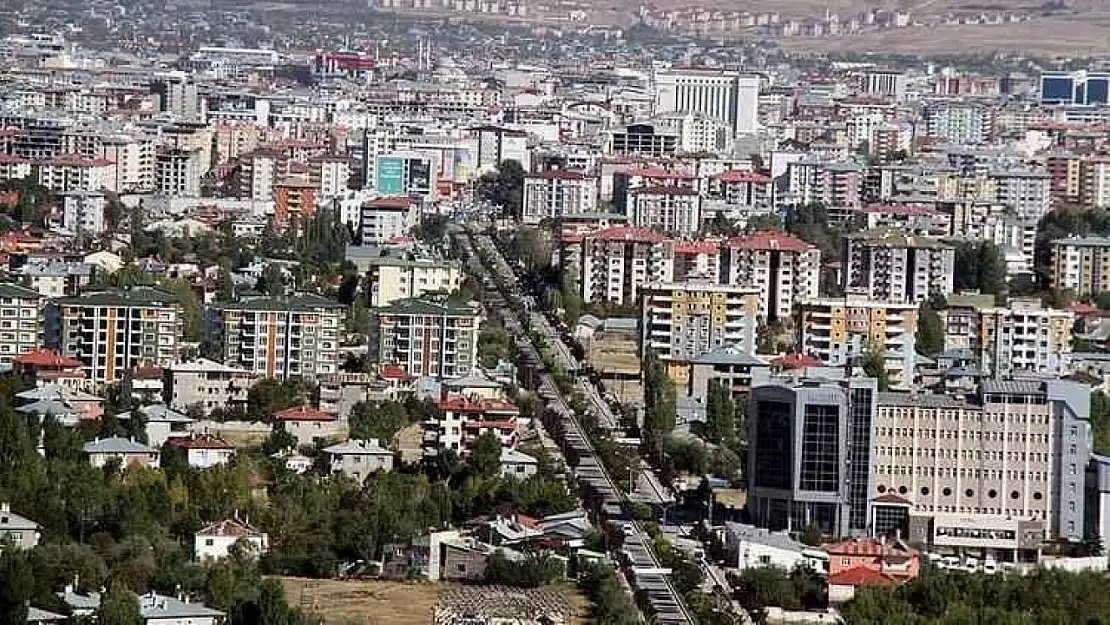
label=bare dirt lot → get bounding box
[280,578,591,625]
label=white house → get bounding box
[272,448,313,474]
[165,433,235,468]
[721,522,828,571]
[82,437,160,469]
[120,404,195,448]
[194,517,269,561]
[0,502,40,549]
[499,447,539,479]
[272,404,345,446]
[323,438,395,481]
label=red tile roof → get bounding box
[1070,302,1101,316]
[528,169,592,180]
[772,353,822,369]
[364,196,414,210]
[822,537,916,559]
[714,170,771,184]
[40,154,114,168]
[167,433,234,450]
[861,203,940,216]
[623,167,695,179]
[0,155,28,165]
[590,226,667,244]
[672,239,720,255]
[14,348,82,368]
[273,404,335,422]
[726,231,814,253]
[635,185,700,196]
[379,364,411,380]
[827,567,898,587]
[438,395,520,414]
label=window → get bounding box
[205,538,214,546]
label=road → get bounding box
[454,227,693,625]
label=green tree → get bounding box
[800,523,823,547]
[348,400,413,443]
[470,431,502,479]
[475,160,525,219]
[255,264,287,296]
[97,582,142,625]
[862,344,890,391]
[642,352,677,461]
[1091,391,1110,455]
[704,379,737,446]
[0,547,34,623]
[159,278,202,342]
[916,299,944,357]
[216,263,236,303]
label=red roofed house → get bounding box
[423,394,520,459]
[522,170,599,224]
[166,432,236,468]
[273,404,345,446]
[823,537,920,602]
[13,348,87,389]
[194,516,269,561]
[722,231,821,322]
[672,239,722,283]
[579,226,672,306]
[771,353,822,372]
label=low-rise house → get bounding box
[194,517,269,561]
[119,404,195,448]
[477,514,544,547]
[127,363,165,404]
[272,404,345,446]
[58,590,225,625]
[12,348,88,389]
[538,510,594,548]
[721,522,827,571]
[166,358,258,415]
[500,447,539,479]
[26,607,66,624]
[272,448,313,474]
[0,502,40,549]
[324,439,395,481]
[83,436,160,469]
[166,432,235,468]
[15,399,84,426]
[16,383,103,421]
[822,537,920,601]
[688,345,769,401]
[423,395,520,458]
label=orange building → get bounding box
[823,537,920,602]
[273,178,318,230]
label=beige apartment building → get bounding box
[1050,236,1110,296]
[367,256,462,308]
[797,296,919,389]
[0,283,45,366]
[166,358,259,415]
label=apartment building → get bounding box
[210,295,343,380]
[522,170,599,224]
[1079,157,1110,208]
[798,297,919,389]
[640,281,760,387]
[0,282,45,366]
[577,226,673,306]
[842,230,955,304]
[783,160,863,210]
[373,295,481,379]
[0,154,32,180]
[273,177,318,228]
[720,231,821,322]
[976,298,1073,378]
[706,170,773,212]
[873,380,1089,559]
[36,155,116,192]
[629,186,702,235]
[367,256,462,307]
[923,103,993,144]
[746,375,880,536]
[423,395,520,458]
[309,154,352,199]
[991,169,1052,221]
[50,287,183,385]
[155,148,203,197]
[358,196,419,245]
[62,191,106,236]
[166,358,258,415]
[1050,236,1110,296]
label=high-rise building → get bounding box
[0,283,45,366]
[972,298,1073,378]
[720,231,821,322]
[873,380,1089,557]
[842,230,955,304]
[1050,236,1110,296]
[51,287,184,385]
[629,186,702,235]
[924,102,994,144]
[577,226,673,306]
[373,295,481,379]
[653,69,760,137]
[366,256,462,307]
[798,297,919,389]
[357,196,419,246]
[640,281,760,386]
[1039,70,1110,106]
[746,375,879,536]
[521,170,599,224]
[210,295,343,381]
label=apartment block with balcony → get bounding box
[873,380,1089,560]
[521,170,599,224]
[629,186,702,235]
[842,230,955,304]
[1050,236,1110,296]
[210,295,343,381]
[166,358,259,415]
[976,298,1073,378]
[373,296,481,380]
[50,287,183,385]
[422,395,520,459]
[367,256,462,308]
[0,283,46,366]
[798,297,919,389]
[577,226,673,306]
[720,231,820,322]
[640,281,760,387]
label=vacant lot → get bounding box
[280,578,591,625]
[281,578,439,625]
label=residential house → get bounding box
[165,432,235,468]
[500,447,539,479]
[119,404,195,448]
[12,348,87,389]
[0,502,40,549]
[721,522,826,571]
[58,590,225,625]
[82,436,160,469]
[166,358,258,416]
[822,537,920,602]
[272,404,345,446]
[323,438,396,480]
[194,517,269,561]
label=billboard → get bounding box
[375,156,404,194]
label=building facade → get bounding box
[577,226,673,306]
[0,282,45,366]
[373,295,481,379]
[653,69,760,136]
[521,171,599,224]
[1050,236,1110,296]
[720,231,821,322]
[210,295,342,380]
[798,297,919,389]
[366,257,461,308]
[842,231,955,304]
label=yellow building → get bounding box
[798,296,919,388]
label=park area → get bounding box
[280,577,590,625]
